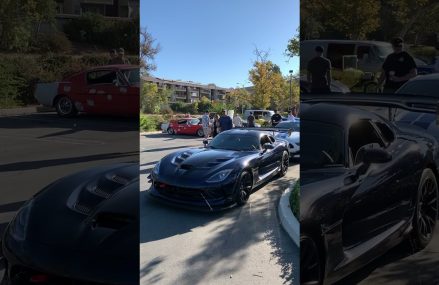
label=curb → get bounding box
[278,181,300,247]
[140,131,165,135]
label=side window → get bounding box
[327,43,356,69]
[87,70,117,85]
[348,120,385,165]
[268,136,275,143]
[374,122,395,144]
[178,120,187,125]
[357,45,371,60]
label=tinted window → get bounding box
[375,122,395,143]
[301,121,345,169]
[396,80,439,97]
[120,68,140,84]
[209,133,260,151]
[260,135,271,146]
[357,45,371,60]
[87,70,117,85]
[349,120,384,164]
[327,43,356,69]
[177,120,187,125]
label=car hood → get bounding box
[24,163,139,253]
[158,148,256,178]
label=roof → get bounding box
[143,75,230,90]
[301,103,382,129]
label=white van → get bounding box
[243,110,274,121]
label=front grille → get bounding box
[154,182,224,200]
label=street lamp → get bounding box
[289,70,293,110]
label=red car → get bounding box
[167,118,204,137]
[34,65,139,117]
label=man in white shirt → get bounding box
[287,107,298,121]
[233,113,243,128]
[201,110,211,138]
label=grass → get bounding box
[290,180,299,219]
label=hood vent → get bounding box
[174,152,193,165]
[180,164,193,170]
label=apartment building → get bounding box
[144,76,230,103]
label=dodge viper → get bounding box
[300,94,439,285]
[273,120,300,158]
[0,163,139,285]
[148,129,290,211]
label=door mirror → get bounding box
[362,148,392,164]
[263,143,275,151]
[203,139,208,147]
[112,79,120,87]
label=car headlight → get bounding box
[152,160,161,176]
[9,200,33,241]
[206,169,233,183]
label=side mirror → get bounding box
[263,143,274,151]
[203,139,208,147]
[112,79,119,87]
[362,148,392,164]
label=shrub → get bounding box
[291,180,299,218]
[32,32,72,54]
[198,96,212,112]
[140,114,165,132]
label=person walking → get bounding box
[307,46,332,93]
[201,110,211,139]
[233,113,243,128]
[219,110,233,132]
[247,112,255,128]
[271,110,282,127]
[212,114,220,137]
[378,37,417,93]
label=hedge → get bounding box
[140,114,168,132]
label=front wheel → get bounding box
[278,151,289,177]
[167,127,175,135]
[55,96,77,117]
[197,128,204,137]
[411,168,438,251]
[235,171,253,206]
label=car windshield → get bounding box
[301,121,345,169]
[120,68,140,84]
[396,79,439,97]
[209,133,260,151]
[275,121,300,131]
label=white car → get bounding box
[273,120,300,158]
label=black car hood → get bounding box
[163,148,254,174]
[25,163,139,254]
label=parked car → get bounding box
[301,40,434,74]
[148,129,289,210]
[167,118,204,137]
[273,120,300,158]
[34,65,139,117]
[1,163,139,285]
[396,73,439,97]
[300,95,439,285]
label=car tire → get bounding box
[278,151,289,177]
[167,128,175,135]
[235,171,253,206]
[300,235,323,285]
[410,168,438,251]
[197,129,204,137]
[55,96,77,117]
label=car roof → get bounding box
[301,39,391,46]
[301,103,382,128]
[407,74,439,81]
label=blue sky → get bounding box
[141,0,299,88]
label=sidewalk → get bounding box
[0,106,53,117]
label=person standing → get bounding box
[108,49,118,64]
[212,114,220,137]
[201,110,211,139]
[271,110,282,127]
[307,46,332,93]
[112,48,131,65]
[378,37,417,93]
[219,110,233,132]
[288,107,298,121]
[233,113,243,128]
[247,112,255,128]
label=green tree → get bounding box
[226,88,251,110]
[140,28,161,75]
[141,82,171,114]
[286,27,300,58]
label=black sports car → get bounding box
[299,95,439,285]
[148,129,290,211]
[0,163,139,285]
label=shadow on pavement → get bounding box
[142,133,204,141]
[0,151,138,172]
[140,171,297,285]
[141,146,196,153]
[140,256,165,284]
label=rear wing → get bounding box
[301,93,439,114]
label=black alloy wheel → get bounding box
[236,171,252,206]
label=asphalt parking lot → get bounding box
[140,133,299,285]
[0,111,139,237]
